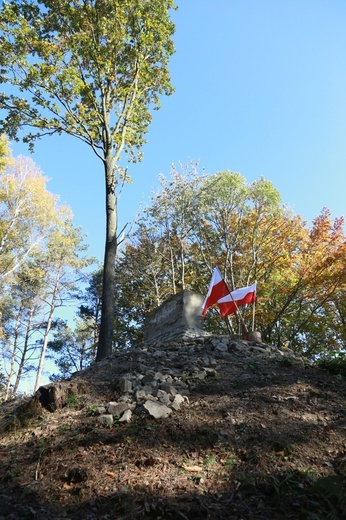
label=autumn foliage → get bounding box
[114,166,346,360]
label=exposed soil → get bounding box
[0,340,345,519]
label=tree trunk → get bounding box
[5,307,21,400]
[34,267,61,392]
[13,307,35,395]
[96,160,117,361]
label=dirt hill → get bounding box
[0,336,345,519]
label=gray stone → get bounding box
[251,346,270,355]
[171,394,185,410]
[141,373,154,385]
[107,401,129,416]
[228,342,243,352]
[118,377,133,393]
[93,405,107,415]
[119,409,132,423]
[159,382,178,395]
[204,367,217,377]
[157,392,171,405]
[156,389,169,399]
[143,400,172,419]
[98,414,114,426]
[175,386,190,396]
[142,384,156,393]
[194,370,207,380]
[135,389,149,401]
[301,413,319,424]
[215,344,228,353]
[153,371,165,381]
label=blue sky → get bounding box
[10,0,346,262]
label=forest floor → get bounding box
[0,339,345,520]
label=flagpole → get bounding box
[251,280,257,332]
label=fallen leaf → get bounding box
[182,464,203,472]
[62,482,74,490]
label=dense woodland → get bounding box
[0,0,176,363]
[1,139,346,399]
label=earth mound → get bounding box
[0,336,345,519]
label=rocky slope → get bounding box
[0,335,345,519]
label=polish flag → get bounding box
[201,267,231,317]
[217,282,257,316]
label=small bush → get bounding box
[318,353,346,377]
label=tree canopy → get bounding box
[110,166,346,360]
[0,142,93,397]
[0,0,176,360]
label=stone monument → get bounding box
[143,289,208,343]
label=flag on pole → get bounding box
[201,267,231,317]
[217,282,257,317]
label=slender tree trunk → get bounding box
[13,307,34,395]
[5,307,21,400]
[34,267,61,391]
[92,306,100,360]
[152,269,161,306]
[180,239,185,289]
[168,236,176,294]
[95,297,101,344]
[97,160,117,360]
[79,339,86,371]
[34,306,55,392]
[66,345,79,373]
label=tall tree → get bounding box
[48,318,95,381]
[78,266,103,358]
[0,154,58,280]
[260,208,346,354]
[2,261,45,398]
[116,167,346,357]
[0,134,12,173]
[33,211,92,391]
[0,151,61,392]
[0,0,176,360]
[146,163,202,293]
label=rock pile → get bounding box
[65,334,305,424]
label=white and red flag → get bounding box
[217,282,257,317]
[201,267,231,317]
